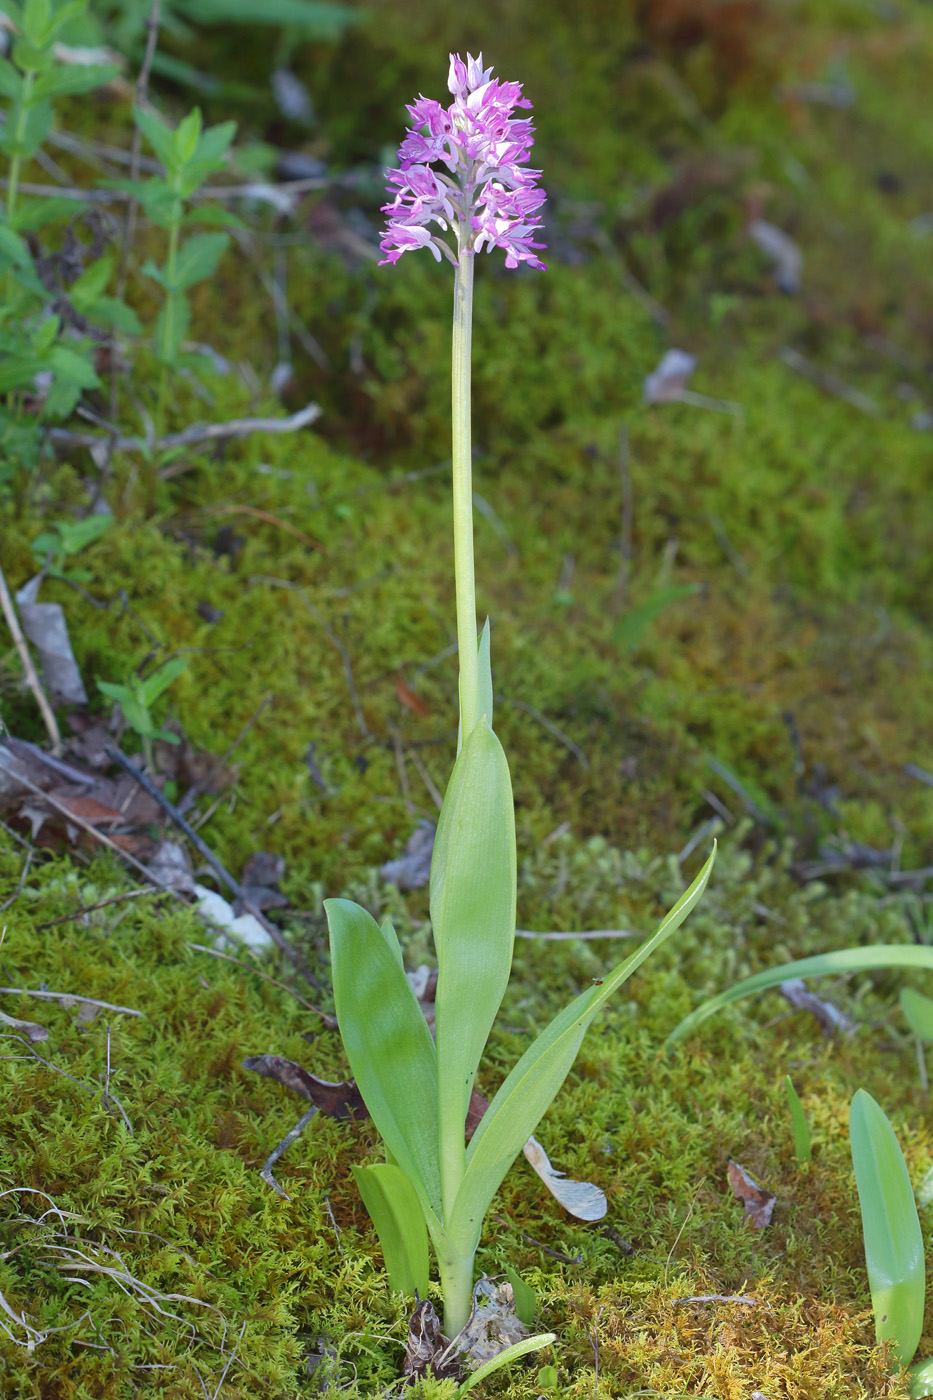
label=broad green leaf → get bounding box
[537,1365,559,1390]
[901,987,933,1041]
[611,583,700,652]
[850,1090,924,1368]
[449,846,715,1251]
[134,105,177,171]
[173,232,228,290]
[32,62,118,101]
[351,1162,430,1298]
[0,2,23,25]
[48,343,100,389]
[0,356,45,391]
[139,656,188,706]
[183,203,245,229]
[0,98,52,159]
[454,1334,556,1398]
[326,898,442,1219]
[668,946,933,1045]
[785,1076,812,1163]
[190,119,237,172]
[431,719,515,1212]
[503,1264,536,1326]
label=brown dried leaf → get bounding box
[402,1299,456,1380]
[727,1159,776,1229]
[394,671,431,717]
[241,1054,367,1119]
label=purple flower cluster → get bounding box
[379,52,547,273]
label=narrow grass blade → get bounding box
[431,719,516,1212]
[326,898,442,1219]
[668,946,933,1045]
[351,1163,430,1298]
[901,987,933,1040]
[454,1334,556,1397]
[449,847,715,1251]
[785,1076,812,1162]
[849,1089,924,1368]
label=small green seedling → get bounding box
[785,1075,812,1163]
[537,1363,559,1390]
[97,656,188,768]
[611,583,701,652]
[849,1089,924,1371]
[900,987,933,1091]
[31,515,112,582]
[503,1264,536,1326]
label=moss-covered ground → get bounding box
[1,0,932,1393]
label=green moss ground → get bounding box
[1,0,933,1393]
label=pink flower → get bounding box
[379,52,547,272]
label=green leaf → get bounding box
[901,987,933,1041]
[139,656,188,706]
[191,119,236,172]
[184,0,360,34]
[11,195,82,231]
[379,915,404,972]
[849,1089,924,1368]
[909,1356,933,1398]
[0,58,22,98]
[351,1163,430,1298]
[503,1264,536,1326]
[458,619,493,755]
[183,203,245,229]
[454,1334,557,1398]
[32,62,118,101]
[48,343,100,389]
[668,946,933,1045]
[0,225,33,269]
[173,107,203,166]
[431,719,515,1210]
[326,898,442,1219]
[173,231,228,291]
[82,296,142,336]
[22,0,52,46]
[449,846,715,1253]
[134,105,177,171]
[69,254,113,308]
[785,1076,812,1163]
[537,1365,559,1390]
[611,583,701,652]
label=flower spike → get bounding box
[379,53,547,272]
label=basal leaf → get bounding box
[449,847,715,1251]
[901,987,933,1042]
[326,898,442,1219]
[785,1076,812,1163]
[850,1089,924,1368]
[430,718,515,1213]
[351,1162,430,1298]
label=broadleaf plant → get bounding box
[325,51,714,1344]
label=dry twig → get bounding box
[0,563,61,751]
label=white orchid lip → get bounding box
[379,52,547,273]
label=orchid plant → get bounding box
[324,52,714,1346]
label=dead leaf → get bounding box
[779,978,856,1037]
[235,851,288,915]
[403,1299,455,1380]
[394,671,431,717]
[14,574,88,704]
[242,1054,368,1119]
[444,1277,528,1368]
[145,841,194,894]
[522,1136,608,1221]
[379,820,436,889]
[643,349,697,403]
[727,1160,776,1229]
[748,218,802,294]
[0,1007,49,1040]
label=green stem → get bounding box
[154,218,180,441]
[4,71,34,305]
[451,246,477,743]
[437,1237,474,1340]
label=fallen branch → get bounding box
[0,987,143,1017]
[778,346,880,417]
[47,402,321,455]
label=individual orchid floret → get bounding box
[379,51,547,272]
